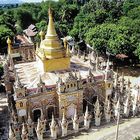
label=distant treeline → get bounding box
[0,4,19,9]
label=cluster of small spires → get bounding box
[9,91,140,140]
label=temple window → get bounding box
[71,83,73,87]
[19,102,23,107]
[67,85,69,88]
[108,83,111,88]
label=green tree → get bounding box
[0,12,16,33]
[134,136,140,140]
[85,23,116,54]
[36,20,48,32]
[127,6,140,19]
[14,8,34,30]
[122,0,140,15]
[0,25,14,53]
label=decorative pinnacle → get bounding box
[46,7,57,37]
[62,111,66,121]
[39,75,44,84]
[63,37,67,48]
[66,44,70,56]
[48,7,52,16]
[39,30,45,41]
[85,106,89,117]
[106,57,110,70]
[22,123,27,135]
[74,108,78,120]
[50,113,56,127]
[7,37,12,44]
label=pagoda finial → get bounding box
[36,118,41,131]
[7,37,12,45]
[15,72,23,88]
[73,108,78,120]
[7,37,12,54]
[85,105,89,118]
[66,44,70,56]
[50,113,56,127]
[22,123,27,135]
[88,68,92,76]
[40,111,44,120]
[63,37,67,48]
[39,75,44,85]
[46,7,57,37]
[114,98,120,118]
[27,112,32,124]
[9,124,15,139]
[39,30,45,41]
[106,57,110,70]
[62,111,66,121]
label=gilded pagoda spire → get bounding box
[63,38,67,49]
[46,8,57,37]
[36,7,70,72]
[7,37,12,55]
[39,30,45,41]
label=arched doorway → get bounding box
[33,109,41,122]
[47,106,55,119]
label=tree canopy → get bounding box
[0,0,140,63]
[70,0,140,62]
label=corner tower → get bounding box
[36,8,70,72]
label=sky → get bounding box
[0,0,58,4]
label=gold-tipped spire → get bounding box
[42,50,46,60]
[46,8,57,37]
[7,37,12,44]
[66,44,70,56]
[36,7,70,72]
[7,37,12,54]
[39,30,45,41]
[63,38,67,49]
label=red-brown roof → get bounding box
[16,35,30,44]
[24,28,37,37]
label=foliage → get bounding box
[134,136,140,140]
[71,0,140,62]
[14,8,35,29]
[0,25,14,53]
[0,0,140,63]
[0,64,3,78]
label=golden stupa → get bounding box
[36,8,70,72]
[7,37,13,55]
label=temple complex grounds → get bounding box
[1,91,140,140]
[0,70,140,140]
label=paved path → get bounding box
[69,118,140,140]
